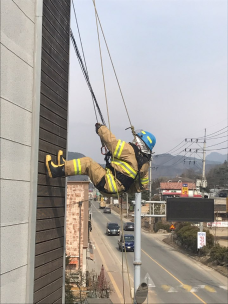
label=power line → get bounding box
[206,139,228,148]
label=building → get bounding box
[1,1,70,303]
[66,180,90,273]
[159,178,199,199]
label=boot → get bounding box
[46,155,65,178]
[57,150,65,166]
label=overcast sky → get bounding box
[68,0,227,163]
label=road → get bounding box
[91,201,228,304]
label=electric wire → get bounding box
[195,126,228,139]
[162,140,185,154]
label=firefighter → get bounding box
[46,124,156,196]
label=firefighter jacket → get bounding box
[98,126,150,193]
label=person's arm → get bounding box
[97,125,120,154]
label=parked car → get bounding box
[103,207,111,214]
[123,222,134,231]
[219,191,227,197]
[118,234,134,252]
[106,223,120,236]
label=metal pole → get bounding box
[149,161,152,225]
[79,201,82,270]
[126,193,129,218]
[200,129,207,230]
[134,192,142,300]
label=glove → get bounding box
[95,123,103,134]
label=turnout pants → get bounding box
[65,157,124,195]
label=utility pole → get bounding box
[202,128,206,188]
[134,192,142,301]
[200,129,207,232]
[149,160,152,225]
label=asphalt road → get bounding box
[92,201,228,304]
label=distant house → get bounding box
[159,178,200,199]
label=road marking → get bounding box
[182,284,192,292]
[204,285,216,293]
[92,235,124,303]
[142,249,207,304]
[220,285,228,290]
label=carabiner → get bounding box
[101,146,108,155]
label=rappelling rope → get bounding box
[71,0,99,124]
[91,0,136,140]
[93,0,111,131]
[70,30,106,126]
[92,1,133,303]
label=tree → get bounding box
[206,161,228,189]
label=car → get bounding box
[123,222,134,231]
[103,207,111,214]
[118,234,134,252]
[106,223,120,236]
[219,192,227,197]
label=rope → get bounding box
[70,30,106,126]
[71,0,99,123]
[91,0,136,139]
[93,0,111,131]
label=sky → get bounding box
[68,0,228,163]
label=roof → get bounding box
[160,182,196,190]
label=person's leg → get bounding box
[65,157,106,186]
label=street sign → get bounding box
[170,224,175,230]
[167,198,214,222]
[144,273,155,289]
[197,232,206,249]
[182,183,189,196]
[135,282,148,304]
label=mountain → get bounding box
[67,151,226,180]
[206,152,227,163]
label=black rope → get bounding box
[70,30,106,126]
[71,0,99,123]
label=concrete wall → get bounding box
[1,1,39,303]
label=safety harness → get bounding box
[96,143,150,194]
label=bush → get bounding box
[154,221,170,232]
[210,245,228,265]
[176,225,199,253]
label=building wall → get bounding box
[66,182,89,270]
[1,1,37,303]
[1,1,71,303]
[34,1,70,303]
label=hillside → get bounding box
[67,151,226,179]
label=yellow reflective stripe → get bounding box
[114,140,121,158]
[73,159,77,174]
[114,140,125,158]
[106,171,117,193]
[141,178,149,184]
[112,159,137,179]
[142,131,146,134]
[73,159,81,174]
[147,136,152,143]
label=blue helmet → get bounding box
[136,130,156,152]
